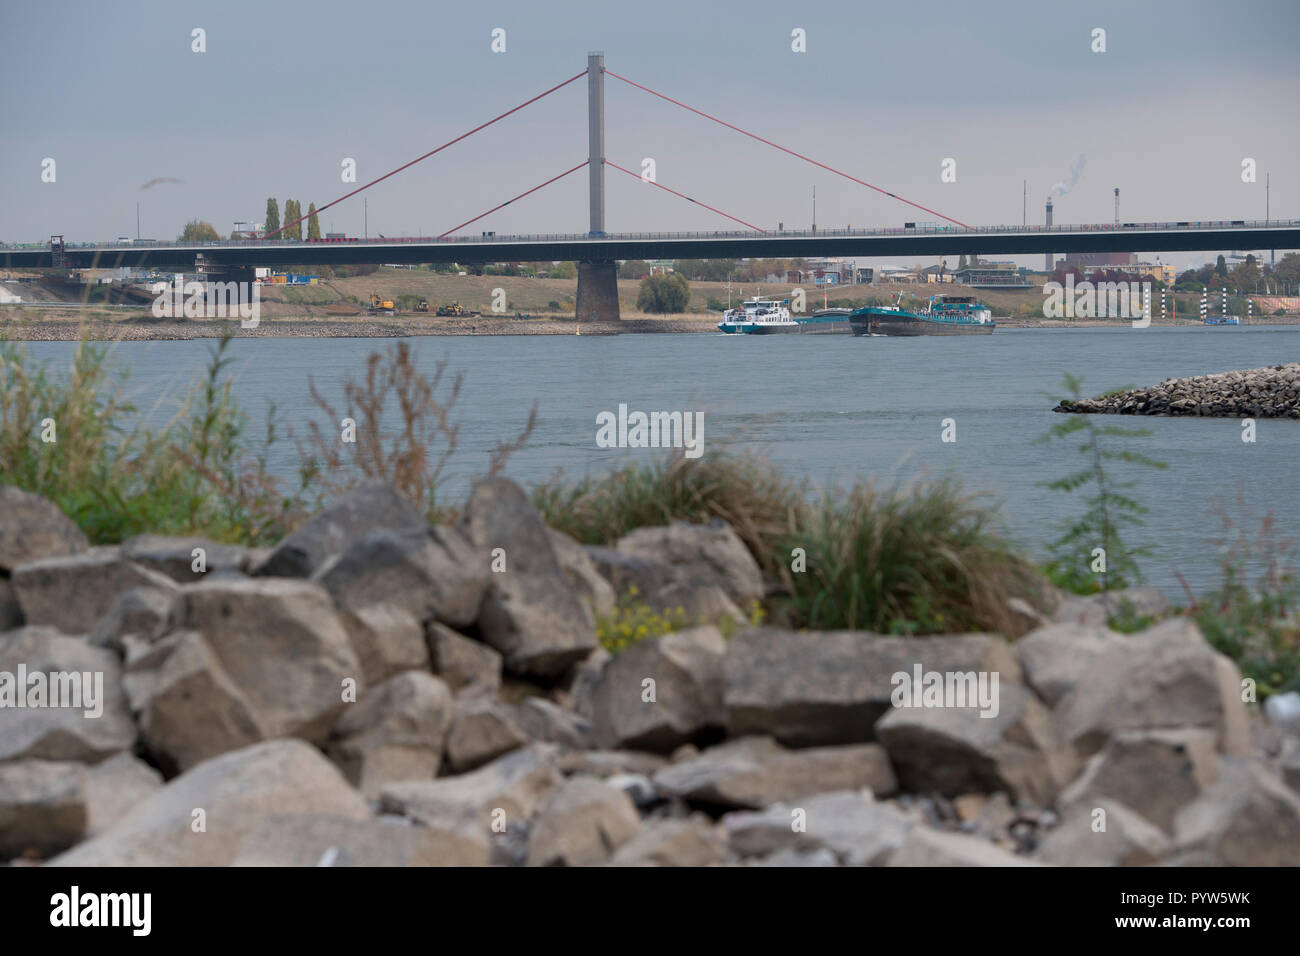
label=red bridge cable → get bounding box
[603,68,973,230]
[604,160,767,233]
[438,161,589,238]
[263,70,588,240]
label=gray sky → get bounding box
[3,0,1297,270]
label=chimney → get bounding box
[1114,187,1120,225]
[1044,198,1054,272]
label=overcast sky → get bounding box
[3,0,1297,269]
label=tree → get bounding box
[179,220,221,241]
[548,261,577,279]
[1272,253,1300,292]
[636,272,690,313]
[264,198,280,238]
[618,259,650,279]
[282,200,302,240]
[307,203,321,240]
[1215,254,1228,278]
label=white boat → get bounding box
[717,296,796,334]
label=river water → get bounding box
[18,325,1300,597]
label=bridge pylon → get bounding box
[577,53,620,322]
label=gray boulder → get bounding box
[0,578,22,631]
[49,739,370,866]
[329,671,454,798]
[1015,623,1125,706]
[459,478,597,677]
[723,790,914,866]
[607,815,729,866]
[592,625,726,752]
[232,813,489,867]
[548,528,615,616]
[0,486,88,572]
[875,682,1078,805]
[338,605,430,687]
[1170,757,1300,865]
[83,753,163,838]
[526,775,641,866]
[0,759,87,858]
[0,626,136,763]
[724,629,1021,747]
[615,521,763,610]
[11,548,176,635]
[654,736,897,810]
[1054,617,1250,758]
[425,622,502,695]
[887,825,1042,866]
[444,697,529,773]
[1036,799,1171,866]
[515,696,593,750]
[254,483,427,579]
[120,534,255,583]
[314,525,486,630]
[88,586,178,652]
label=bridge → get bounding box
[6,54,1295,320]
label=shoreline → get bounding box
[3,312,1296,341]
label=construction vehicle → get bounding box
[368,292,395,315]
[435,301,481,317]
[413,298,430,313]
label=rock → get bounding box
[724,629,1021,747]
[607,815,729,866]
[548,528,615,616]
[254,483,428,578]
[654,736,897,810]
[10,548,176,635]
[1058,729,1220,833]
[459,478,597,677]
[314,526,486,631]
[1016,623,1125,706]
[0,627,136,763]
[329,671,454,798]
[88,586,178,652]
[651,581,744,625]
[604,772,659,808]
[339,605,430,687]
[0,486,88,572]
[1055,364,1300,420]
[875,682,1078,805]
[1170,757,1300,865]
[887,825,1042,866]
[49,739,370,866]
[1279,737,1300,795]
[592,625,726,752]
[515,696,593,750]
[425,622,502,695]
[565,647,609,721]
[120,534,254,583]
[444,697,528,773]
[135,631,265,772]
[231,813,489,867]
[128,579,360,771]
[526,776,641,866]
[723,790,914,866]
[584,546,679,602]
[0,578,22,631]
[1052,596,1107,628]
[1053,588,1169,627]
[83,753,163,838]
[380,744,563,834]
[556,750,669,778]
[748,847,840,867]
[1265,691,1300,733]
[615,522,763,610]
[1035,799,1170,866]
[1055,617,1250,758]
[0,760,86,858]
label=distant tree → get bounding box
[636,272,690,313]
[283,200,302,240]
[1215,254,1228,278]
[179,220,221,241]
[1272,253,1300,291]
[307,203,321,240]
[549,261,577,279]
[264,198,280,237]
[618,259,650,279]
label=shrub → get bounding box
[636,273,690,313]
[775,476,1047,636]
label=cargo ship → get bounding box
[850,293,994,336]
[718,298,853,334]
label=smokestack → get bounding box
[1114,187,1120,225]
[1045,198,1054,272]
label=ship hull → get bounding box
[850,312,994,336]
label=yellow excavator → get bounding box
[436,301,480,317]
[414,298,430,313]
[368,292,395,315]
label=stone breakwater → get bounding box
[1054,363,1300,419]
[1,482,1298,867]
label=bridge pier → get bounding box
[576,259,620,323]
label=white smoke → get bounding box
[1050,155,1087,197]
